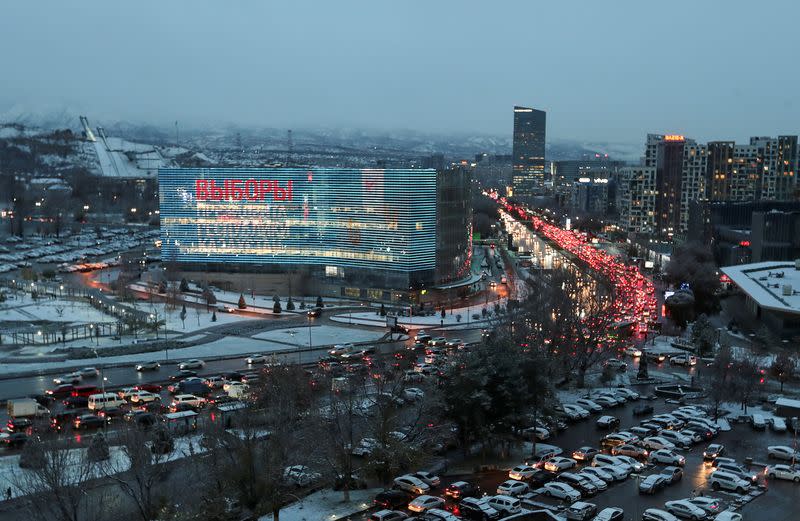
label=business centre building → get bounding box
[158,167,472,303]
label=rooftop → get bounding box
[722,261,800,314]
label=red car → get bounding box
[46,384,76,398]
[135,383,163,393]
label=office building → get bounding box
[158,167,472,303]
[511,106,546,197]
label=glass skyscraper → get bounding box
[512,106,547,197]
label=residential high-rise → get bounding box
[511,106,546,197]
[619,166,657,235]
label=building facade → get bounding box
[158,167,472,302]
[618,166,657,235]
[511,106,546,197]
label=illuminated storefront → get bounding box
[159,168,448,294]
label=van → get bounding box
[88,392,126,411]
[751,414,766,430]
[486,495,521,515]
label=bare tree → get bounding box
[14,435,109,521]
[702,341,736,419]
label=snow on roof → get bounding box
[775,397,800,410]
[722,261,800,314]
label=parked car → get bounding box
[444,481,478,500]
[393,475,429,495]
[407,495,445,513]
[751,414,766,430]
[485,495,521,516]
[642,437,676,451]
[593,507,624,521]
[614,455,645,472]
[659,466,684,484]
[766,464,800,482]
[639,474,668,494]
[565,502,598,521]
[642,509,680,521]
[509,464,537,481]
[496,480,529,497]
[572,447,601,462]
[771,417,788,433]
[579,466,614,483]
[648,449,685,466]
[659,430,692,448]
[611,444,647,459]
[456,497,499,520]
[283,465,321,487]
[596,416,620,429]
[544,456,577,472]
[715,462,758,483]
[541,482,581,502]
[413,471,441,488]
[768,445,800,461]
[557,473,598,496]
[374,490,412,509]
[564,404,590,419]
[664,500,708,520]
[575,399,603,412]
[686,497,722,516]
[708,471,751,493]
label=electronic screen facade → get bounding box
[159,168,437,287]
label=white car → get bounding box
[766,464,800,482]
[687,497,722,516]
[708,471,751,493]
[403,388,425,402]
[563,404,590,420]
[624,346,642,357]
[329,344,353,356]
[594,396,620,408]
[283,465,321,487]
[659,430,692,448]
[649,449,685,466]
[496,479,529,496]
[171,394,205,408]
[485,495,521,515]
[579,466,614,483]
[642,437,676,451]
[118,387,140,400]
[393,474,429,495]
[544,456,577,472]
[768,445,800,461]
[53,372,82,384]
[664,500,708,520]
[128,390,159,403]
[615,388,640,400]
[509,464,537,481]
[643,509,680,521]
[596,416,620,429]
[614,455,644,472]
[575,399,602,412]
[407,495,444,513]
[135,361,161,371]
[599,465,630,481]
[594,508,624,521]
[178,359,205,370]
[413,471,441,487]
[352,438,379,457]
[246,354,266,364]
[713,513,742,521]
[541,482,581,502]
[771,417,788,432]
[77,367,100,378]
[591,454,627,469]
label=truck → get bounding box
[7,398,50,418]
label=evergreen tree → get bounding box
[238,294,247,309]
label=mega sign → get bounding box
[195,179,294,201]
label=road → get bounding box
[0,328,484,402]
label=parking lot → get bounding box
[351,374,800,521]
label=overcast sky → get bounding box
[2,1,798,143]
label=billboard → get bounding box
[159,168,437,273]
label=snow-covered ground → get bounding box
[252,326,383,347]
[330,301,505,329]
[0,298,111,324]
[258,487,381,521]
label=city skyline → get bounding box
[3,1,800,143]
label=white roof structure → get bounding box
[722,261,800,314]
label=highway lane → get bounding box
[0,328,484,402]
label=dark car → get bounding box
[444,480,479,499]
[6,418,34,434]
[135,383,163,393]
[306,307,323,318]
[221,371,245,382]
[528,469,558,486]
[50,411,80,431]
[169,370,198,381]
[125,411,159,429]
[558,473,597,496]
[97,407,126,420]
[73,414,108,430]
[374,490,411,509]
[1,432,29,449]
[46,384,76,398]
[457,496,500,520]
[633,404,654,416]
[63,395,89,409]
